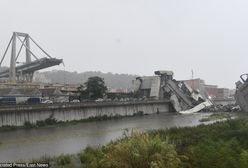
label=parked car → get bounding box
[42,100,53,104]
[71,99,80,103]
[95,98,103,102]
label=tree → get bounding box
[78,84,88,100]
[79,76,107,100]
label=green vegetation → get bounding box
[79,146,104,167]
[32,119,248,168]
[0,125,16,131]
[150,119,248,168]
[78,76,107,100]
[56,154,71,166]
[99,130,181,168]
[79,130,181,168]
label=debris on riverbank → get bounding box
[201,104,241,112]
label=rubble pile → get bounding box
[133,70,213,114]
[201,104,241,112]
[235,73,248,112]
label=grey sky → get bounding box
[0,0,247,88]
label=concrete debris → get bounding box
[235,73,248,112]
[133,70,212,113]
[201,104,241,112]
[170,93,182,112]
[179,99,213,114]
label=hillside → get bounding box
[34,70,138,89]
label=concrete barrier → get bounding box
[0,100,170,126]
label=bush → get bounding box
[35,116,57,127]
[56,154,71,166]
[240,150,248,168]
[36,120,46,127]
[44,117,57,125]
[79,146,104,168]
[190,139,241,168]
[101,130,181,168]
[24,121,34,128]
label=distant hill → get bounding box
[34,70,138,89]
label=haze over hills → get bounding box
[34,70,138,89]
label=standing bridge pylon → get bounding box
[0,32,63,82]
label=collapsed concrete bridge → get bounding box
[0,32,63,82]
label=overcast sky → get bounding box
[0,0,247,88]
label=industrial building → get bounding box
[184,78,235,105]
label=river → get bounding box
[0,112,212,162]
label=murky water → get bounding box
[0,112,212,162]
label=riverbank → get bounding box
[0,110,236,132]
[30,118,248,168]
[0,100,169,126]
[0,112,212,162]
[0,111,145,132]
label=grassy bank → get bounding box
[31,118,248,168]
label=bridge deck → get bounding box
[0,58,62,78]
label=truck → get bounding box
[0,96,41,105]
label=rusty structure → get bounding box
[0,32,63,82]
[235,73,248,112]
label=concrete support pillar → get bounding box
[10,33,16,82]
[26,35,31,63]
[30,72,34,82]
[24,73,33,82]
